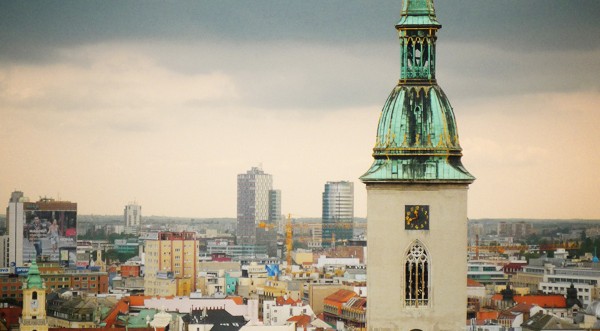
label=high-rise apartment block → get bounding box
[322,181,354,247]
[144,231,199,296]
[237,167,280,256]
[124,203,142,235]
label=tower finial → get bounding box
[398,0,440,28]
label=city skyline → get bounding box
[1,1,599,219]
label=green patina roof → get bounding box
[25,260,44,289]
[397,0,441,28]
[361,0,473,183]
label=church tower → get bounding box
[20,260,49,331]
[361,1,474,330]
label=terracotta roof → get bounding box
[467,278,485,287]
[506,302,535,313]
[276,296,302,306]
[228,296,244,305]
[324,289,357,305]
[288,314,312,327]
[476,310,500,321]
[492,294,566,308]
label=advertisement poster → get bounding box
[23,210,77,262]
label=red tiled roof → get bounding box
[476,310,500,321]
[324,289,357,305]
[506,302,535,313]
[467,278,485,287]
[276,296,302,306]
[228,296,244,305]
[288,314,312,326]
[491,294,566,308]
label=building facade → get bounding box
[144,231,199,296]
[6,191,25,267]
[360,1,474,330]
[322,181,354,247]
[237,167,279,257]
[269,189,283,233]
[124,203,142,235]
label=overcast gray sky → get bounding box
[1,1,599,219]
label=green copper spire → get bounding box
[397,0,440,28]
[25,260,44,289]
[361,0,473,183]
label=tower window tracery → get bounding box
[405,241,429,307]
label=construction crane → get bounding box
[283,217,366,273]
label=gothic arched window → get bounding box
[405,241,429,307]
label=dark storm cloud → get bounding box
[2,1,599,63]
[1,1,598,110]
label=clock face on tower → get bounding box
[405,205,429,230]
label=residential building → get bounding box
[323,289,366,330]
[468,263,509,285]
[360,1,475,330]
[0,263,109,303]
[124,203,142,235]
[302,282,349,315]
[263,296,316,326]
[538,266,600,307]
[47,293,118,328]
[144,231,199,296]
[322,181,353,247]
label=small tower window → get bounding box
[405,241,429,307]
[32,291,38,300]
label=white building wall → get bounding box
[0,235,9,267]
[263,300,316,326]
[124,203,142,228]
[7,201,24,267]
[366,183,469,331]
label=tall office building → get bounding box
[124,203,142,235]
[322,181,354,247]
[144,231,199,296]
[6,191,25,267]
[361,1,474,330]
[237,167,279,256]
[268,189,283,233]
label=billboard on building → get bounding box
[23,202,77,263]
[59,247,77,267]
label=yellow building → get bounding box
[20,260,49,331]
[144,231,199,296]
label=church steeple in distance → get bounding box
[362,1,474,330]
[361,0,473,183]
